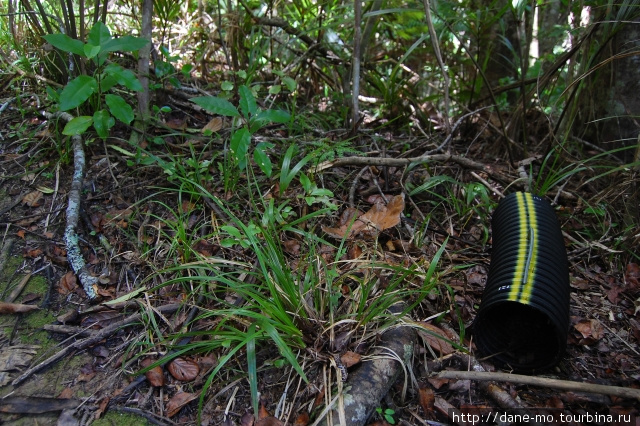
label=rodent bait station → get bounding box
[474,192,570,372]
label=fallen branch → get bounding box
[44,111,98,299]
[436,370,640,401]
[319,304,417,426]
[12,303,181,386]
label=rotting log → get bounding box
[319,305,416,426]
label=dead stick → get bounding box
[436,370,640,401]
[12,303,181,386]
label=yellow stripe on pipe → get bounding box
[508,192,529,301]
[520,194,538,304]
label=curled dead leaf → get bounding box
[140,358,165,387]
[168,357,200,382]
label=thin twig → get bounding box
[436,370,640,401]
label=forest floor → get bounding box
[0,93,639,426]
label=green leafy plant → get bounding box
[190,85,291,178]
[298,172,336,210]
[153,45,192,89]
[43,21,148,138]
[376,407,396,424]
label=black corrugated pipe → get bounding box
[474,192,570,372]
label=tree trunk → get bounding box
[471,0,520,98]
[574,18,640,163]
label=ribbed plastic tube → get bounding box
[474,192,570,372]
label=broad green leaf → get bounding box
[62,116,93,135]
[221,225,243,239]
[102,35,149,53]
[105,94,134,124]
[59,75,98,111]
[220,238,238,248]
[43,34,85,56]
[254,142,274,177]
[238,85,257,118]
[103,65,143,91]
[230,128,251,169]
[155,61,174,78]
[83,43,101,59]
[190,96,239,117]
[268,85,281,95]
[99,74,118,92]
[251,109,290,132]
[282,76,297,92]
[88,21,111,47]
[181,64,193,75]
[46,86,60,103]
[299,172,311,191]
[93,109,115,139]
[116,69,142,91]
[221,81,234,91]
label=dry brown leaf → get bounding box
[24,248,43,258]
[58,388,74,399]
[165,116,188,130]
[193,240,217,257]
[626,263,640,290]
[22,190,43,207]
[340,351,361,368]
[202,117,223,133]
[166,391,199,417]
[427,376,449,389]
[570,278,590,290]
[574,319,604,341]
[418,387,435,414]
[0,302,39,314]
[168,357,200,382]
[338,207,362,227]
[255,417,285,426]
[322,194,405,239]
[293,412,309,425]
[140,358,165,387]
[416,322,455,355]
[95,397,109,420]
[258,404,271,419]
[282,239,301,256]
[240,412,254,426]
[347,244,362,259]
